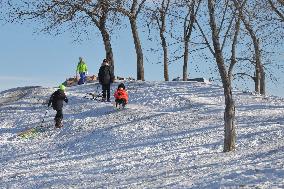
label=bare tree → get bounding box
[182,0,201,81]
[151,0,172,81]
[233,0,266,95]
[144,0,184,81]
[4,0,117,69]
[207,0,237,152]
[111,0,146,80]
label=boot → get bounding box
[55,118,63,128]
[122,102,126,108]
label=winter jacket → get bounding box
[98,63,115,85]
[114,88,128,103]
[76,61,88,73]
[48,89,68,110]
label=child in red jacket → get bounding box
[114,83,128,108]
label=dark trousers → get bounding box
[115,99,126,107]
[78,72,86,85]
[102,84,111,101]
[55,109,63,120]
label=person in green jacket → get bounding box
[76,57,88,85]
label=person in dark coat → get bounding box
[48,84,68,128]
[98,59,115,102]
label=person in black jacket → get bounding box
[48,84,68,128]
[98,59,115,102]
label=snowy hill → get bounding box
[0,81,284,188]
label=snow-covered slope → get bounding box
[0,81,283,188]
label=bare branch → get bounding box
[268,0,284,22]
[195,19,215,57]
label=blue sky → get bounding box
[0,22,189,90]
[0,20,283,97]
[0,20,204,91]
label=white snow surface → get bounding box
[0,81,284,188]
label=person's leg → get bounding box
[55,111,59,127]
[79,73,86,84]
[78,73,82,85]
[102,84,106,101]
[122,99,127,108]
[55,109,63,128]
[84,72,87,83]
[55,110,59,120]
[115,99,119,107]
[58,109,63,120]
[82,72,87,84]
[117,99,124,104]
[106,84,111,101]
[116,99,124,109]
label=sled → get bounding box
[17,126,49,139]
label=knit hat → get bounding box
[59,84,66,91]
[118,83,125,90]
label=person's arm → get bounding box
[85,64,88,75]
[59,92,68,103]
[124,90,129,103]
[64,96,68,103]
[48,93,54,107]
[98,67,102,83]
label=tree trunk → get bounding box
[260,66,266,95]
[240,8,265,95]
[224,90,236,152]
[100,25,114,70]
[229,10,241,83]
[160,33,169,81]
[254,59,261,94]
[208,0,236,152]
[130,18,144,81]
[183,39,189,81]
[183,1,196,81]
[156,0,170,81]
[96,6,114,71]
